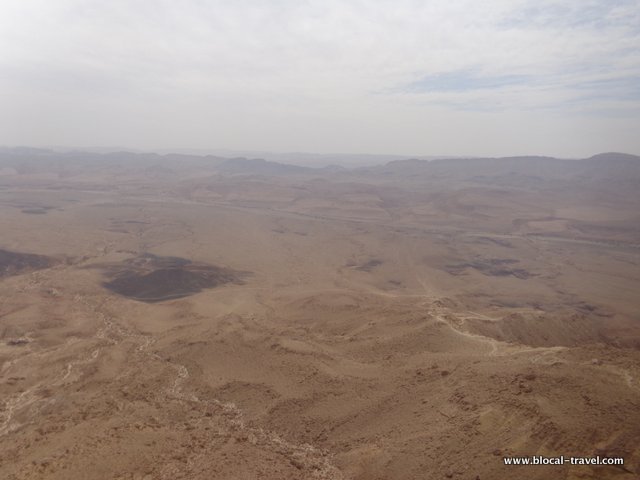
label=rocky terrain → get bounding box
[0,149,639,479]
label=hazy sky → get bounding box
[1,0,639,157]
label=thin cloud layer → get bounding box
[1,0,638,156]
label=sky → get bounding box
[1,0,639,158]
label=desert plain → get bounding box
[0,149,639,479]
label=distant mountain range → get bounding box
[0,147,638,184]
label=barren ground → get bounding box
[0,152,639,479]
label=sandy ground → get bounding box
[0,158,639,479]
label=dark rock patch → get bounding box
[0,249,56,277]
[445,258,533,279]
[19,205,54,215]
[102,254,245,303]
[355,259,383,272]
[466,236,514,248]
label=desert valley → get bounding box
[0,148,639,479]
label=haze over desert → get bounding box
[0,148,639,479]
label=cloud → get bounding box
[404,71,530,93]
[0,0,638,155]
[388,0,640,114]
[499,0,640,30]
